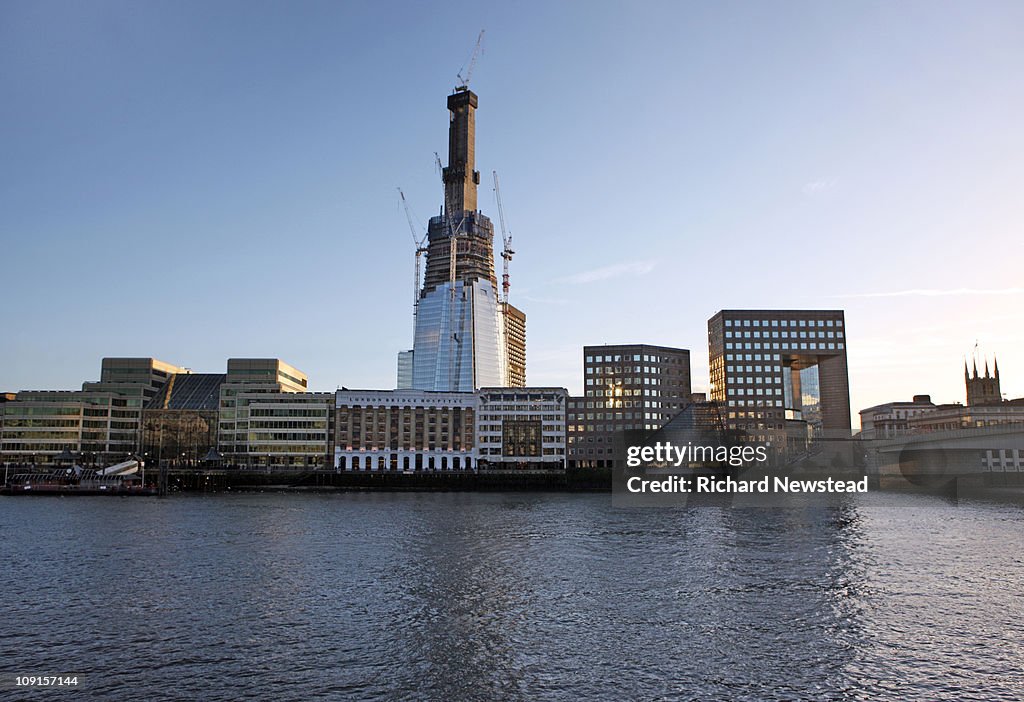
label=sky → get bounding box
[2,0,1023,427]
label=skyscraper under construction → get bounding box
[398,85,526,391]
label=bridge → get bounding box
[867,422,1024,484]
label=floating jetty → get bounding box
[1,459,157,496]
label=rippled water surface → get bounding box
[2,491,1023,700]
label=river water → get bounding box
[1,491,1022,700]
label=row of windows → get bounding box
[586,366,685,376]
[247,421,328,430]
[246,433,327,442]
[724,319,842,328]
[234,445,326,454]
[728,365,782,373]
[585,378,667,387]
[478,436,563,444]
[1,430,80,440]
[728,388,784,396]
[725,353,779,362]
[569,420,670,433]
[726,330,843,339]
[477,414,563,421]
[3,407,81,416]
[726,342,845,351]
[2,419,81,428]
[568,409,673,421]
[586,354,684,364]
[478,423,563,432]
[481,394,562,403]
[568,399,683,409]
[728,377,783,386]
[478,448,564,457]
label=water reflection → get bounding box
[0,492,1022,701]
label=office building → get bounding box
[477,387,566,470]
[396,350,414,390]
[0,393,15,449]
[1,358,185,465]
[503,302,527,387]
[227,391,333,469]
[568,344,692,468]
[142,373,226,466]
[708,310,851,452]
[217,359,331,468]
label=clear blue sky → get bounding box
[3,0,1023,423]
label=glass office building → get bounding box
[411,278,506,392]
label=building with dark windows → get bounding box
[568,344,691,468]
[142,373,225,467]
[708,310,851,454]
[477,387,566,470]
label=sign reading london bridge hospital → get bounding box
[612,441,869,507]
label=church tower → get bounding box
[966,357,1002,406]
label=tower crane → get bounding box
[398,188,429,325]
[456,30,485,91]
[492,170,514,304]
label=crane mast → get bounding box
[492,170,514,304]
[398,188,429,329]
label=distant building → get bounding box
[860,360,1024,483]
[334,389,477,471]
[0,358,185,466]
[568,344,691,468]
[859,395,937,441]
[503,303,527,387]
[0,393,14,449]
[708,310,851,453]
[142,373,225,467]
[860,359,1024,439]
[477,387,566,470]
[396,350,414,390]
[908,401,1024,434]
[335,386,568,472]
[217,359,332,469]
[401,85,525,391]
[966,357,1002,406]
